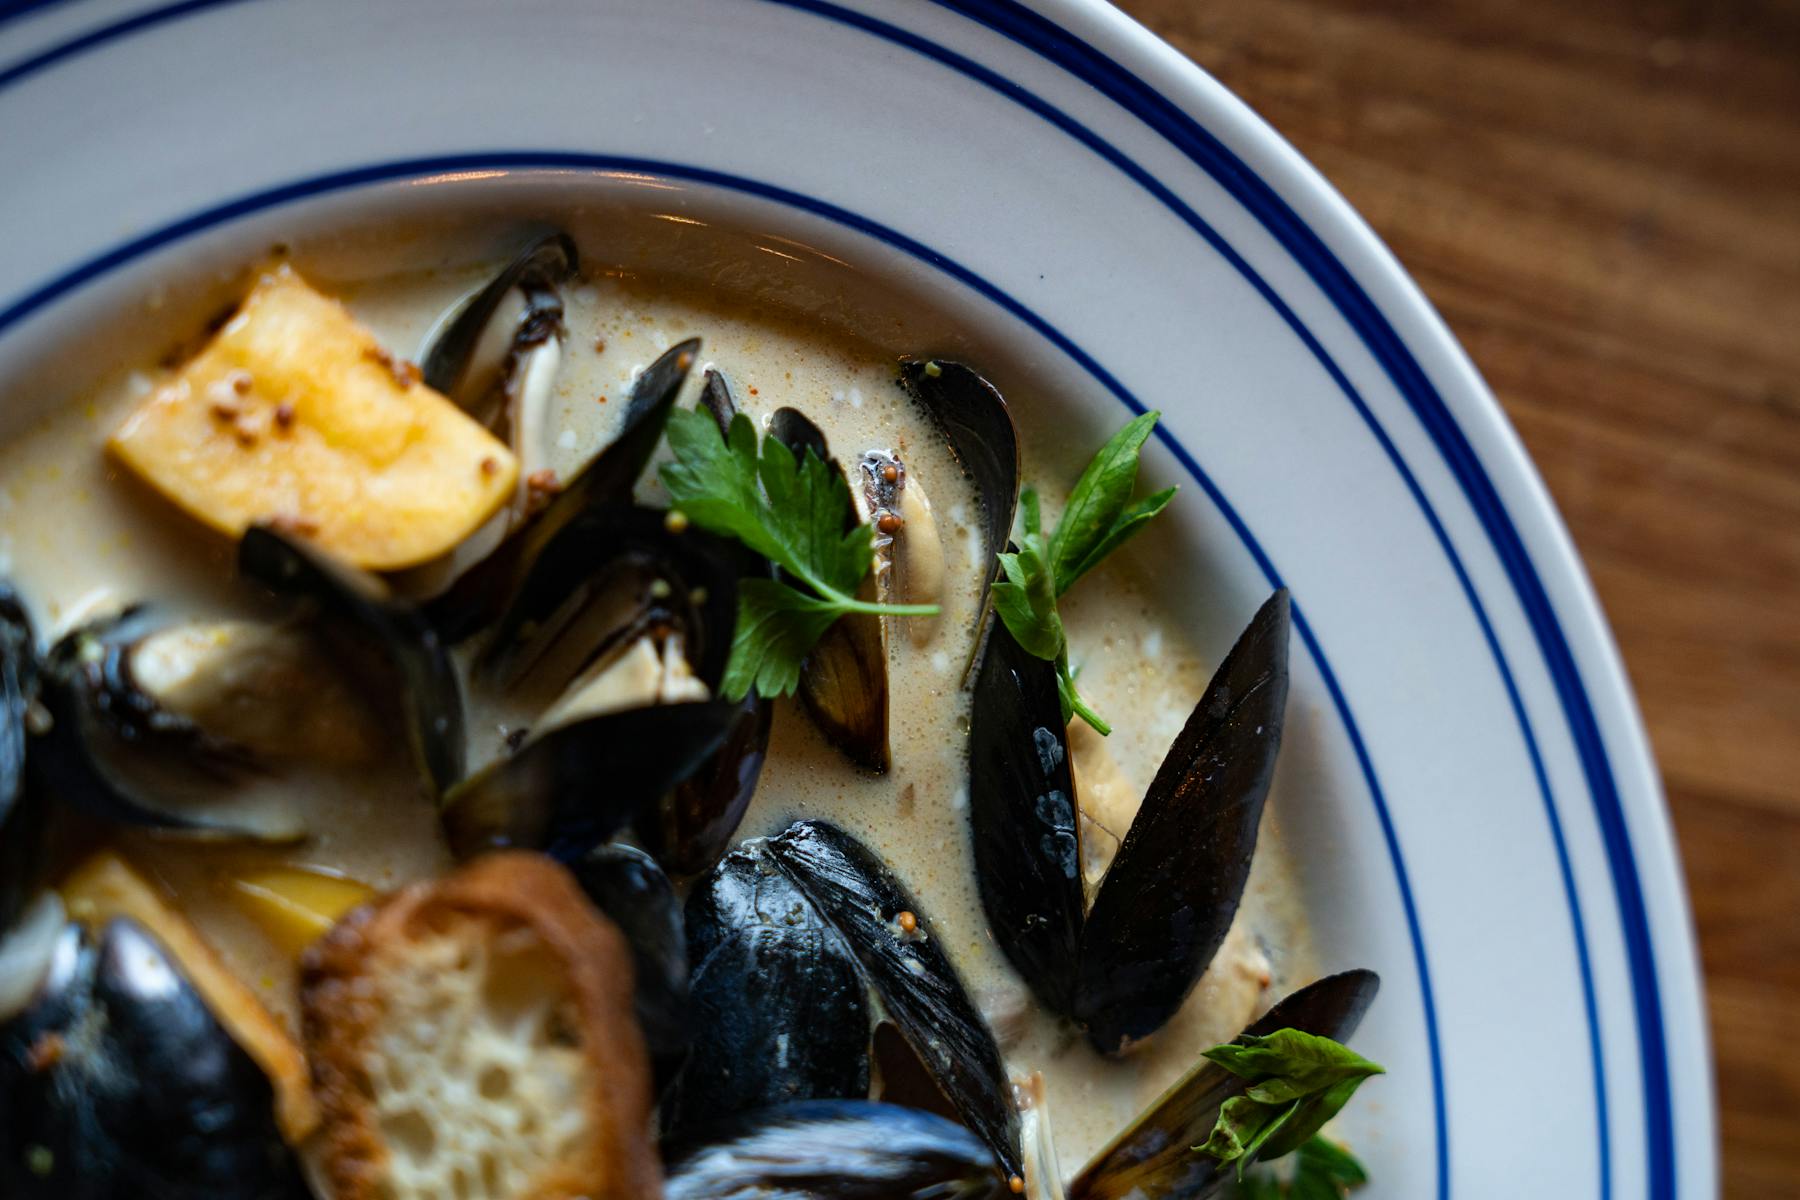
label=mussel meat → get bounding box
[30,607,307,843]
[1069,969,1380,1200]
[666,1100,1004,1200]
[664,841,871,1139]
[970,590,1292,1054]
[240,524,465,798]
[0,917,306,1199]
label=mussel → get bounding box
[1069,969,1380,1199]
[768,819,1023,1184]
[0,589,41,928]
[569,842,690,1062]
[439,510,748,861]
[664,840,872,1138]
[763,356,1019,771]
[897,357,1020,666]
[666,1100,1004,1200]
[765,406,892,773]
[970,590,1292,1053]
[0,916,306,1199]
[240,524,464,797]
[31,607,308,842]
[429,336,701,641]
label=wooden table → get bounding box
[1112,1,1800,1194]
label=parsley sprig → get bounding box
[1194,1028,1384,1178]
[991,411,1176,735]
[659,406,938,700]
[1237,1136,1369,1200]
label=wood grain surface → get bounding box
[1108,1,1798,1194]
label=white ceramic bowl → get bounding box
[0,1,1714,1196]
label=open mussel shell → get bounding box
[968,616,1086,1018]
[440,700,739,861]
[896,357,1019,665]
[0,917,306,1199]
[664,841,872,1140]
[1073,589,1291,1053]
[473,504,740,693]
[638,687,771,877]
[0,588,41,928]
[30,607,306,844]
[240,525,464,798]
[666,1100,1005,1200]
[768,819,1022,1184]
[569,843,690,1061]
[429,337,702,641]
[419,229,578,403]
[0,585,34,828]
[767,407,891,774]
[1069,969,1380,1200]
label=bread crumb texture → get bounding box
[300,851,661,1200]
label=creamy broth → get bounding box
[0,245,1315,1175]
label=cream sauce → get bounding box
[0,254,1315,1175]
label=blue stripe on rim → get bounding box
[0,0,1680,1192]
[921,2,1670,1193]
[0,148,1445,1181]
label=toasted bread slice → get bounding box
[300,852,661,1200]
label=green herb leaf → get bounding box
[991,490,1065,661]
[1194,1029,1383,1176]
[1233,1137,1369,1200]
[1047,410,1173,595]
[721,578,844,700]
[989,416,1174,735]
[660,407,939,700]
[662,408,869,601]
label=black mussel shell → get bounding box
[638,687,772,878]
[429,337,701,641]
[767,405,834,468]
[766,408,891,774]
[0,588,40,928]
[795,610,888,773]
[239,525,464,798]
[440,700,739,861]
[0,585,35,828]
[768,819,1021,1183]
[666,1100,1003,1200]
[896,358,1019,663]
[968,616,1085,1018]
[30,608,301,843]
[0,919,306,1200]
[1069,969,1380,1200]
[664,843,871,1140]
[569,843,689,1060]
[1074,590,1291,1053]
[420,229,578,401]
[697,367,737,436]
[474,504,741,693]
[873,1021,961,1124]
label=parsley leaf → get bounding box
[1236,1137,1369,1200]
[1195,1029,1384,1177]
[1047,410,1177,594]
[990,413,1175,734]
[660,407,939,699]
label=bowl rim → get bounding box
[0,1,1715,1196]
